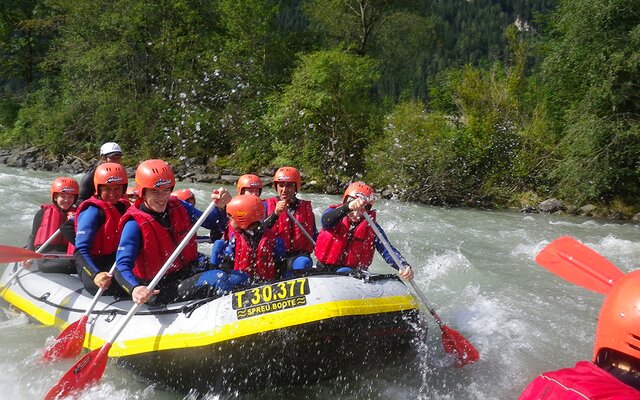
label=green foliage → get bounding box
[304,0,396,55]
[265,49,381,186]
[368,42,545,205]
[1,0,639,213]
[543,0,640,203]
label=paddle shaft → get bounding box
[83,262,117,318]
[361,212,442,323]
[285,209,315,246]
[36,228,63,253]
[360,208,479,366]
[361,212,406,272]
[104,201,217,346]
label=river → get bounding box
[0,165,639,400]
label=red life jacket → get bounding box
[120,197,198,281]
[265,197,315,254]
[34,204,74,248]
[519,361,640,400]
[314,206,376,269]
[234,228,277,281]
[69,197,129,256]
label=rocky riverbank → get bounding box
[1,146,637,222]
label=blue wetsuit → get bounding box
[115,200,227,302]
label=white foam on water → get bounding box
[548,219,601,227]
[0,312,28,332]
[421,249,472,286]
[510,239,548,260]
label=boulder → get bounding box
[577,204,597,216]
[537,198,564,213]
[190,173,219,183]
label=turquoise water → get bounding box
[1,165,639,399]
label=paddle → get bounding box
[44,201,218,400]
[42,261,118,361]
[535,236,624,295]
[362,211,479,367]
[0,229,71,293]
[285,209,316,246]
[0,247,73,263]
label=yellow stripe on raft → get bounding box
[1,286,417,357]
[98,295,418,357]
[1,286,69,327]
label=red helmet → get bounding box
[593,270,640,363]
[50,177,80,202]
[94,163,128,194]
[226,194,265,230]
[342,181,374,204]
[172,188,195,202]
[236,174,263,195]
[273,167,301,191]
[135,159,175,192]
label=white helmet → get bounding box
[100,142,122,157]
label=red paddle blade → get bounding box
[44,344,111,400]
[535,236,623,295]
[42,316,87,361]
[441,325,480,367]
[0,245,42,263]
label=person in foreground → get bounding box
[314,181,413,280]
[519,270,640,399]
[25,177,79,273]
[263,167,316,271]
[72,163,129,295]
[209,194,286,293]
[114,159,231,305]
[76,141,124,205]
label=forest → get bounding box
[1,0,638,215]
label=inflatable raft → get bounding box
[0,262,423,392]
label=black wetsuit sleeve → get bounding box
[321,203,350,229]
[263,212,279,229]
[60,218,76,245]
[76,168,96,206]
[27,208,45,250]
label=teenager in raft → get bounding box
[114,159,231,305]
[263,167,316,272]
[171,188,196,206]
[314,181,413,280]
[210,174,266,266]
[519,270,640,399]
[76,141,124,205]
[208,194,286,293]
[25,177,79,273]
[126,186,139,205]
[71,163,130,296]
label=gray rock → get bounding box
[577,204,597,216]
[190,173,219,183]
[537,198,564,213]
[219,175,240,184]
